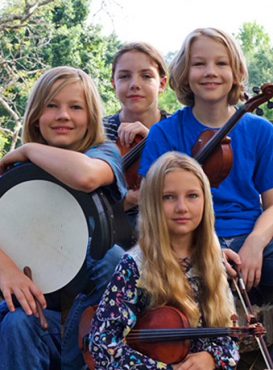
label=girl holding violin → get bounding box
[90,152,239,369]
[139,28,273,305]
[0,66,127,370]
[104,42,169,212]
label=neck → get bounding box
[170,234,192,260]
[120,108,161,129]
[192,102,236,129]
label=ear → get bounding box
[159,76,168,94]
[112,79,116,90]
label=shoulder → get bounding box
[151,108,187,131]
[103,114,120,142]
[127,245,143,272]
[240,113,273,130]
[85,141,121,160]
[103,113,120,126]
[114,252,142,281]
[235,113,273,144]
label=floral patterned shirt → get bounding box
[90,252,239,369]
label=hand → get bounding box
[222,248,241,279]
[172,352,215,369]
[238,234,265,290]
[117,121,149,147]
[0,252,46,315]
[124,189,140,211]
[0,145,29,175]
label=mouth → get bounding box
[52,126,73,133]
[172,218,191,224]
[127,95,145,99]
[201,82,221,87]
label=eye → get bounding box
[118,74,130,79]
[162,193,175,201]
[71,105,83,110]
[47,103,57,108]
[192,62,204,66]
[142,73,153,79]
[217,60,229,66]
[188,193,199,199]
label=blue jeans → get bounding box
[0,307,61,370]
[61,244,125,370]
[219,234,273,305]
[0,244,125,370]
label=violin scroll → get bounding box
[245,83,273,114]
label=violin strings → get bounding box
[127,327,253,342]
[123,140,147,169]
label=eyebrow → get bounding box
[116,68,155,73]
[50,98,84,104]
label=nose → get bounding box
[129,75,140,90]
[56,106,70,120]
[175,196,188,212]
[204,62,217,77]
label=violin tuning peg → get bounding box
[255,107,264,116]
[267,100,273,109]
[252,86,260,94]
[243,92,249,101]
[231,314,239,327]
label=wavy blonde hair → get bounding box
[23,66,106,152]
[138,152,235,327]
[169,27,248,106]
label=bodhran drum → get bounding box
[0,162,114,303]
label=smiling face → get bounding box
[188,35,234,107]
[38,80,89,150]
[162,169,204,245]
[112,50,166,116]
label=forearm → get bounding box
[21,143,114,192]
[0,249,19,275]
[248,205,273,248]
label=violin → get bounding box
[79,305,265,369]
[117,111,170,190]
[117,134,146,190]
[192,83,273,187]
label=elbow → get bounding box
[73,175,101,193]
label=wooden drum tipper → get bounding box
[0,162,136,310]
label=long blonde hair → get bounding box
[169,27,248,106]
[23,66,105,152]
[138,152,235,327]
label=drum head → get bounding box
[0,163,112,294]
[0,179,88,293]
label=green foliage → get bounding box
[1,4,273,157]
[159,86,181,114]
[0,0,122,154]
[237,22,273,121]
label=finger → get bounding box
[32,289,47,310]
[12,288,34,315]
[253,269,261,287]
[128,131,137,145]
[225,263,237,278]
[2,290,15,312]
[245,272,255,291]
[118,130,126,147]
[123,131,133,147]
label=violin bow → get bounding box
[23,266,48,330]
[232,265,273,369]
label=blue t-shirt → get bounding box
[140,107,273,237]
[85,140,127,202]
